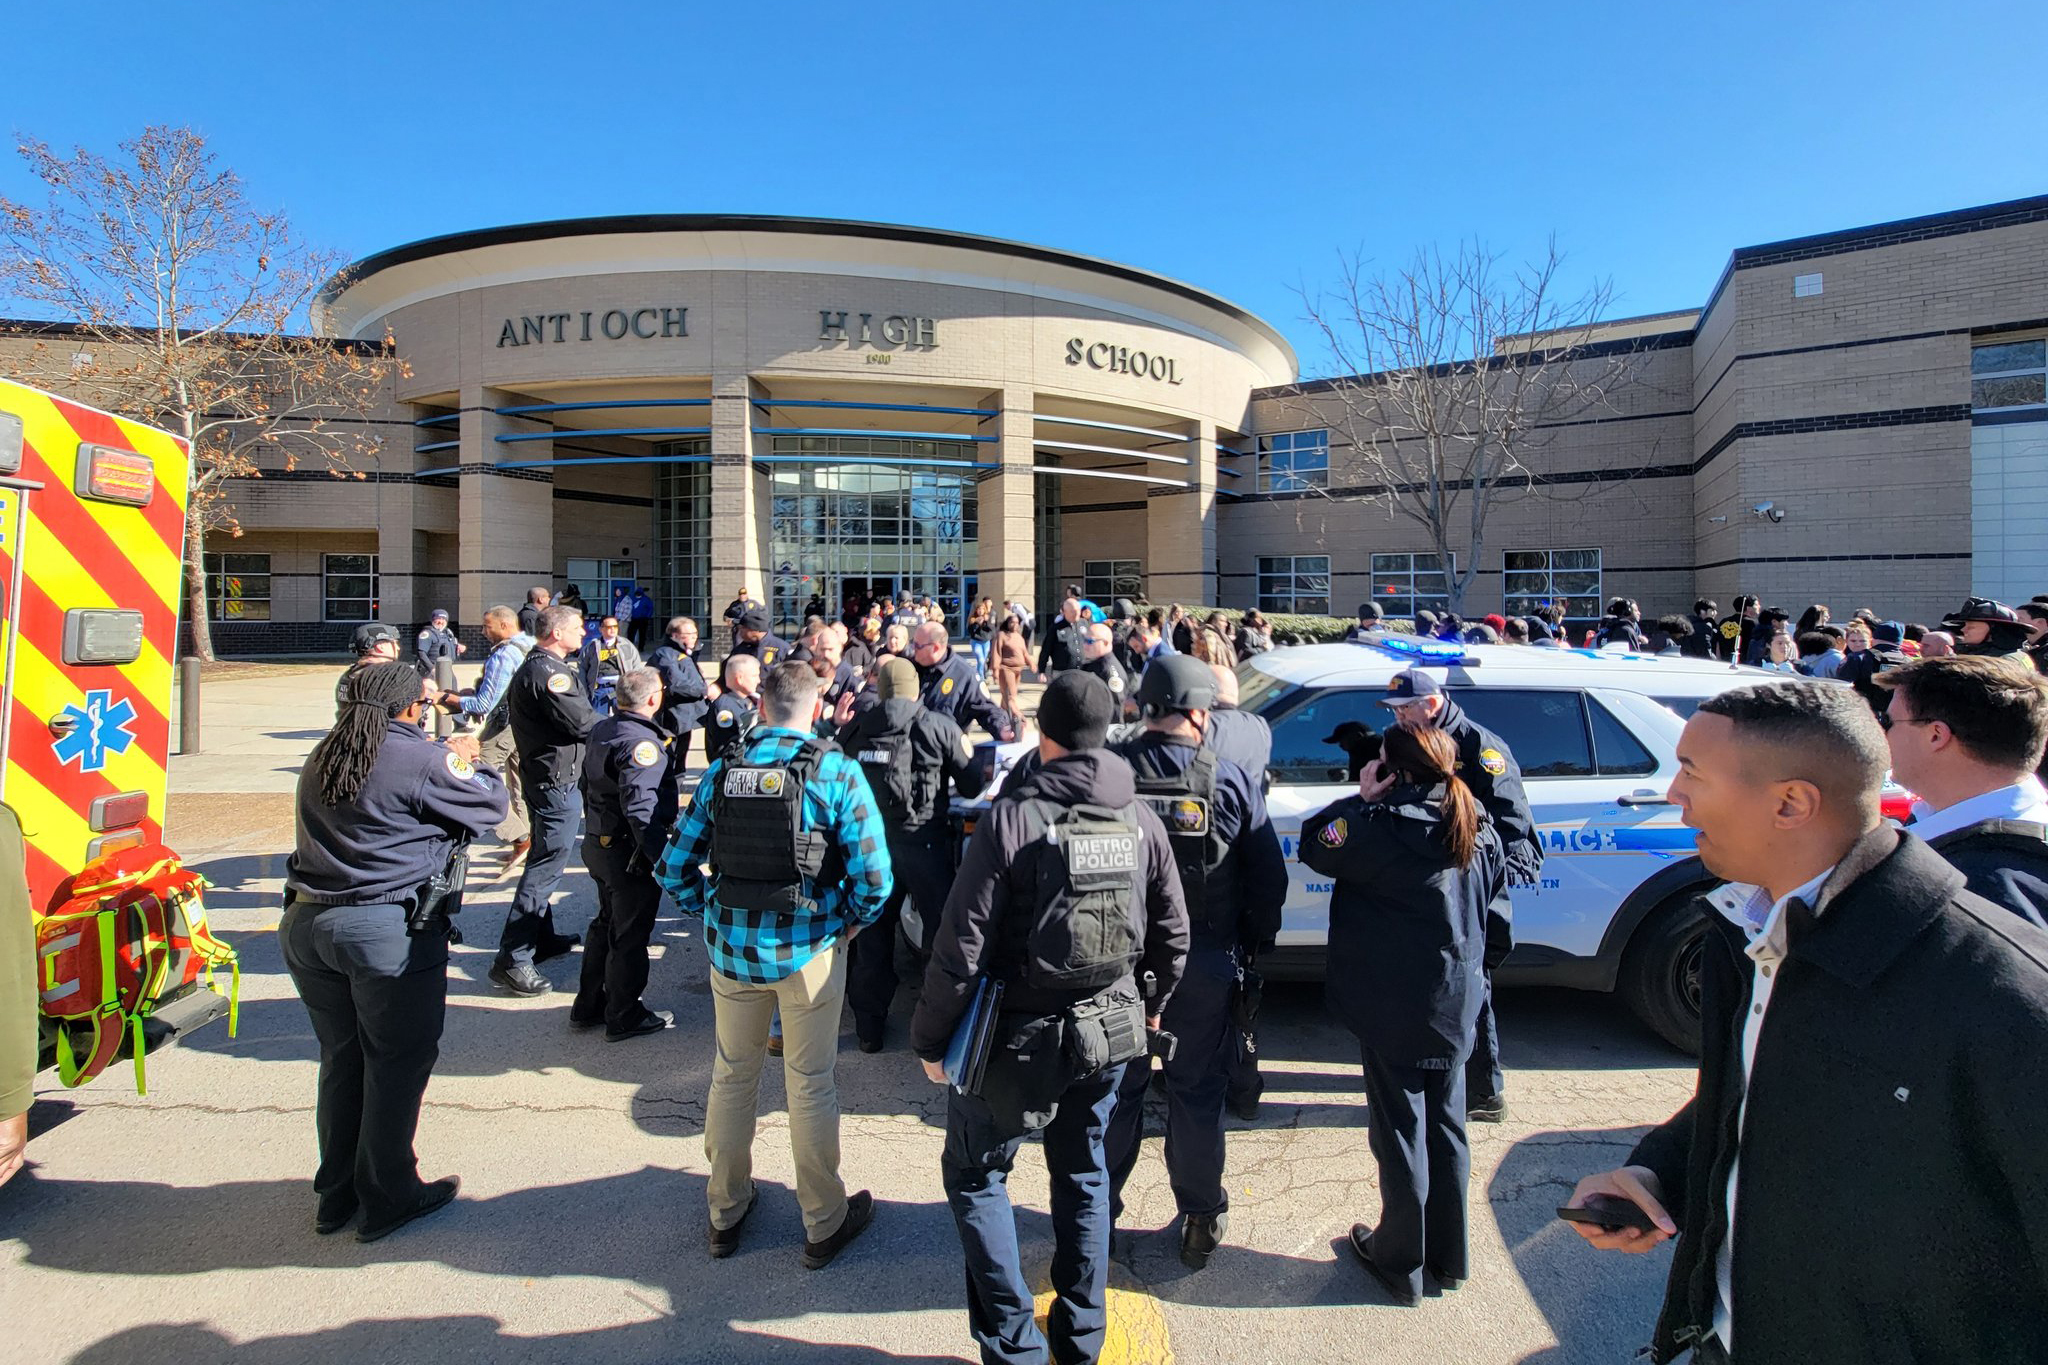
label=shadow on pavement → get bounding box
[1488,1125,1675,1364]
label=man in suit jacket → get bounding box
[1566,679,2048,1365]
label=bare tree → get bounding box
[0,125,400,660]
[1288,239,1664,618]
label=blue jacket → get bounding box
[917,651,1012,740]
[644,638,710,734]
[581,711,679,866]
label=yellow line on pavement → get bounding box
[1034,1281,1172,1364]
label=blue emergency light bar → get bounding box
[1355,631,1474,666]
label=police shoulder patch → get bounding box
[941,676,955,696]
[1479,747,1508,777]
[714,708,734,726]
[547,672,573,694]
[444,750,476,781]
[1318,816,1348,848]
[631,739,661,768]
[762,647,778,665]
[1109,672,1124,693]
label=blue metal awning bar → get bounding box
[752,398,999,418]
[751,455,994,470]
[1215,443,1248,457]
[495,426,713,443]
[751,427,997,443]
[1030,464,1189,488]
[414,439,461,454]
[498,455,714,470]
[1032,438,1190,466]
[1216,465,1241,478]
[495,398,712,415]
[1032,413,1191,443]
[413,413,461,428]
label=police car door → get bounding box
[1257,687,1390,954]
[1447,687,1685,963]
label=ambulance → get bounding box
[0,378,235,1086]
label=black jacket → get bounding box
[580,711,679,866]
[1078,652,1134,716]
[1037,617,1084,675]
[1837,645,1907,713]
[1924,818,2048,930]
[836,696,986,842]
[910,748,1189,1060]
[287,720,508,905]
[1204,704,1272,780]
[918,651,1012,740]
[508,648,598,789]
[1434,699,1542,887]
[1627,827,2048,1364]
[726,630,791,671]
[1300,786,1502,1067]
[644,639,709,735]
[1681,614,1718,659]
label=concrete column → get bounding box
[458,385,555,625]
[708,372,761,650]
[982,391,1038,610]
[374,437,417,629]
[1146,418,1218,607]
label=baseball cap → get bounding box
[1378,667,1444,707]
[1038,672,1116,751]
[876,656,919,700]
[738,607,771,631]
[1136,654,1219,717]
[352,623,399,656]
[429,608,449,623]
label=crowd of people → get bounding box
[245,573,2048,1364]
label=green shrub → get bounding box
[1134,604,1414,644]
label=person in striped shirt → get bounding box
[655,660,893,1270]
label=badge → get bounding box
[1319,817,1348,848]
[941,676,955,696]
[762,647,778,665]
[714,709,734,726]
[1479,747,1508,777]
[1109,673,1124,693]
[445,751,476,781]
[631,740,661,768]
[547,672,572,694]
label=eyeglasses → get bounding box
[1878,713,1932,732]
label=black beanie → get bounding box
[1038,672,1115,751]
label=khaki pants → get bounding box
[705,942,851,1241]
[478,724,528,844]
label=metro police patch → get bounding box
[631,740,661,768]
[1141,795,1208,835]
[762,648,779,665]
[714,709,734,726]
[1319,817,1348,848]
[1109,673,1124,693]
[547,672,572,694]
[445,751,476,781]
[723,768,785,798]
[1479,747,1508,777]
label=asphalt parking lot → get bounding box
[1,668,1697,1365]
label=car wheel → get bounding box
[1619,893,1708,1054]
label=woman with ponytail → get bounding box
[282,661,508,1243]
[1299,723,1503,1307]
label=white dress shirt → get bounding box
[1704,862,1837,1354]
[1907,776,2048,843]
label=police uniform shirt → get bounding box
[1079,652,1133,709]
[646,640,710,735]
[918,651,1012,740]
[1433,700,1542,881]
[287,720,509,905]
[508,649,598,788]
[707,692,759,761]
[723,596,762,624]
[581,711,679,865]
[728,631,791,671]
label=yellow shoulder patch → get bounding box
[941,676,956,696]
[1479,747,1508,777]
[444,751,476,780]
[547,672,573,694]
[631,739,662,768]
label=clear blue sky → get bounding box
[6,1,2044,374]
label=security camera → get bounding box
[1750,502,1786,523]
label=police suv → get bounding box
[1241,634,1884,1051]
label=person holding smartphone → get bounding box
[1299,725,1503,1307]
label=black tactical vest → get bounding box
[1002,799,1143,993]
[852,714,934,830]
[707,738,840,914]
[1131,746,1230,933]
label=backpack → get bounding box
[853,714,935,829]
[1005,799,1143,992]
[37,843,240,1093]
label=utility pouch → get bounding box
[1065,982,1146,1077]
[980,1012,1071,1136]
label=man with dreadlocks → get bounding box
[281,660,508,1243]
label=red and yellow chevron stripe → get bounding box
[0,378,190,911]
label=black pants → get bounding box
[279,898,447,1228]
[1466,967,1504,1104]
[846,835,951,1030]
[575,835,661,1028]
[627,618,651,650]
[1106,943,1237,1221]
[1358,1044,1470,1298]
[498,780,579,968]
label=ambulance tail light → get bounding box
[63,609,145,665]
[76,443,156,507]
[89,791,149,832]
[85,829,147,861]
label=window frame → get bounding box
[1082,559,1143,604]
[321,552,379,623]
[1368,551,1454,620]
[203,551,272,622]
[1255,553,1332,616]
[1255,429,1331,494]
[1503,547,1604,630]
[1971,338,2048,414]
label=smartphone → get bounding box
[1556,1195,1661,1234]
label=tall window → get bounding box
[566,558,638,617]
[1369,552,1452,619]
[1256,430,1330,493]
[654,444,711,626]
[1083,559,1142,603]
[1504,548,1602,626]
[204,552,270,621]
[1972,339,2047,412]
[1257,555,1331,615]
[322,553,378,622]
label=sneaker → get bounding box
[535,933,582,965]
[606,1009,675,1043]
[356,1177,461,1244]
[1179,1211,1228,1270]
[800,1190,874,1270]
[1468,1095,1507,1124]
[489,962,552,997]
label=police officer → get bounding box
[1036,598,1086,679]
[578,614,644,715]
[1076,620,1135,718]
[1201,662,1275,1121]
[1379,667,1542,1122]
[889,591,923,630]
[1344,601,1385,642]
[336,624,401,717]
[912,672,1189,1364]
[282,661,507,1241]
[835,657,987,1052]
[727,606,790,671]
[645,616,710,770]
[570,667,679,1041]
[1103,656,1286,1269]
[492,604,597,997]
[910,622,1016,741]
[414,608,465,675]
[721,583,762,629]
[706,653,762,764]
